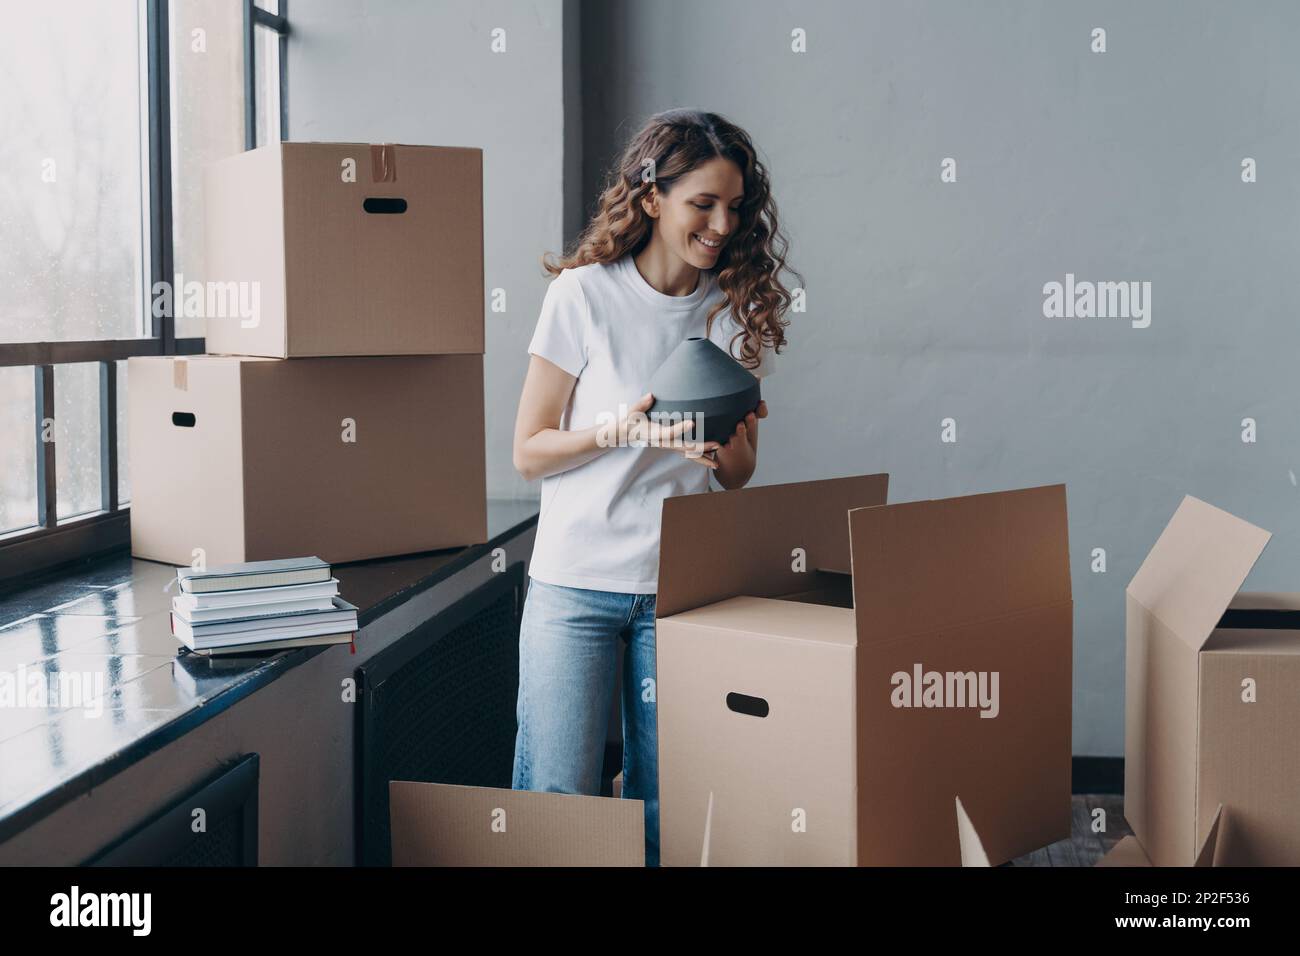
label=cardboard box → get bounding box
[1094,836,1153,867]
[203,142,483,358]
[959,797,1225,868]
[128,354,486,566]
[656,475,1073,866]
[1096,805,1225,868]
[1125,495,1300,866]
[389,781,644,866]
[611,772,624,799]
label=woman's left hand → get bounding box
[712,400,766,487]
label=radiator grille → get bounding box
[163,808,245,866]
[356,566,524,866]
[84,753,258,866]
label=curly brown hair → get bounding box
[543,109,798,372]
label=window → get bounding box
[171,0,256,338]
[0,0,288,587]
[0,2,148,346]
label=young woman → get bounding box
[511,109,798,866]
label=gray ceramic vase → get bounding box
[647,336,761,446]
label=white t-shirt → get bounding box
[526,254,774,594]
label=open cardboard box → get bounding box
[388,780,719,867]
[1095,805,1225,868]
[655,474,1074,866]
[955,797,1224,867]
[389,781,645,867]
[1125,495,1300,866]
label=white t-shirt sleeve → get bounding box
[528,270,589,378]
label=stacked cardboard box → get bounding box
[130,143,487,566]
[1120,495,1300,866]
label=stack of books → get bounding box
[170,557,358,656]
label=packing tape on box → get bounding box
[173,358,188,391]
[370,143,397,183]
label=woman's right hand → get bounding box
[621,392,720,469]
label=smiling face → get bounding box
[643,156,746,270]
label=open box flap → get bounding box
[847,484,1071,644]
[1095,835,1154,867]
[1127,496,1271,652]
[1216,590,1300,632]
[1096,805,1224,867]
[700,791,714,867]
[1227,591,1300,610]
[1194,803,1224,867]
[656,473,888,619]
[389,781,644,867]
[955,796,991,867]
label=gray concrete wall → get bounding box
[285,0,1300,756]
[579,0,1300,755]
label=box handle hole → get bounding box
[726,692,769,718]
[363,197,408,214]
[172,412,196,428]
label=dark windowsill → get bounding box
[0,498,539,847]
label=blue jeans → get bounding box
[512,577,660,867]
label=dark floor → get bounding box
[1008,794,1131,866]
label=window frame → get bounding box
[0,0,289,590]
